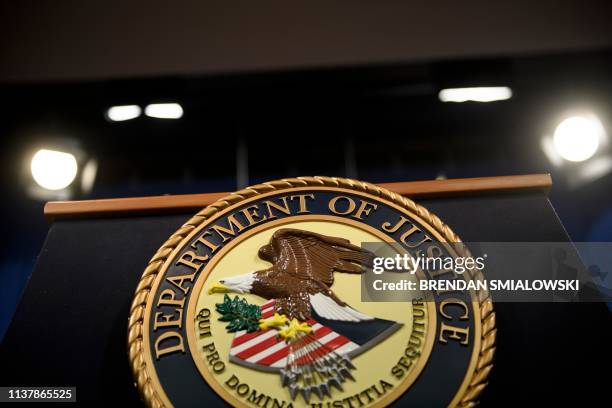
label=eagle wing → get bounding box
[258,228,374,286]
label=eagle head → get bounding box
[208,272,256,295]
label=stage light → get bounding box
[105,105,141,122]
[553,115,604,162]
[144,103,183,119]
[31,149,78,190]
[438,87,512,103]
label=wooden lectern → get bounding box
[0,174,608,406]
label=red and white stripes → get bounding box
[229,299,359,369]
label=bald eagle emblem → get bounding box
[209,228,402,402]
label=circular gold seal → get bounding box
[128,177,495,407]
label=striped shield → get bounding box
[228,299,401,372]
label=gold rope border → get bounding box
[127,176,496,408]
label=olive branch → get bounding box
[215,294,262,333]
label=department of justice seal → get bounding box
[128,177,495,407]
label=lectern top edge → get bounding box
[43,173,551,221]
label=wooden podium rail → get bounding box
[44,173,551,221]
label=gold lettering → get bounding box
[381,216,408,233]
[264,197,291,219]
[360,387,375,403]
[290,194,314,214]
[380,379,393,392]
[156,288,185,308]
[197,308,212,338]
[210,214,245,242]
[247,390,265,405]
[392,300,425,378]
[353,200,378,220]
[328,196,356,215]
[399,225,431,248]
[153,309,183,330]
[167,273,196,295]
[237,383,249,396]
[440,298,469,320]
[381,217,432,248]
[225,374,240,388]
[191,231,219,253]
[176,251,208,272]
[241,205,267,226]
[439,322,469,345]
[154,331,184,359]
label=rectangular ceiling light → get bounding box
[144,103,184,119]
[438,87,512,103]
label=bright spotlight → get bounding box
[553,115,604,162]
[31,149,78,190]
[144,103,183,119]
[105,105,141,122]
[438,87,512,103]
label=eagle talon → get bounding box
[259,313,289,330]
[278,318,313,342]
